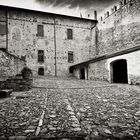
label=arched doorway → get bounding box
[38,67,44,76]
[110,59,128,83]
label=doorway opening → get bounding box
[80,68,85,79]
[111,59,128,83]
[38,67,44,76]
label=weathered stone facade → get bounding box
[72,0,140,85]
[1,0,140,84]
[0,49,26,78]
[0,5,97,77]
[97,0,140,56]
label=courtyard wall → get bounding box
[0,6,97,77]
[0,50,26,78]
[97,0,140,56]
[88,50,140,84]
[73,0,140,84]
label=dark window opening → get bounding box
[37,25,44,37]
[129,2,133,6]
[101,17,103,21]
[114,6,117,11]
[69,67,74,73]
[107,11,109,17]
[38,67,44,76]
[123,0,126,5]
[80,68,85,80]
[111,59,128,84]
[0,23,6,35]
[38,50,44,63]
[68,51,73,63]
[67,29,73,40]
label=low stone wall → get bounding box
[6,78,33,91]
[0,81,6,89]
[0,49,26,78]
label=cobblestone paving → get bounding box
[0,78,140,139]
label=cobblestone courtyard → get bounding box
[0,77,140,140]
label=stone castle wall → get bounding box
[87,0,140,84]
[0,50,26,78]
[73,0,140,85]
[97,0,140,56]
[0,6,96,77]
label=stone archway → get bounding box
[38,67,44,76]
[110,59,128,83]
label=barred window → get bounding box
[37,25,44,37]
[68,51,74,63]
[67,29,73,40]
[38,50,44,63]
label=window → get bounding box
[38,67,44,76]
[114,6,117,11]
[68,51,74,63]
[38,50,44,63]
[37,25,44,37]
[69,67,74,73]
[67,29,73,39]
[0,22,6,35]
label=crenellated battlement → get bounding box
[99,0,138,22]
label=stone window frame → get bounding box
[37,24,44,37]
[68,51,74,63]
[38,67,45,76]
[67,28,73,40]
[38,50,44,63]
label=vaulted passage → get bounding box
[38,67,44,76]
[111,59,128,83]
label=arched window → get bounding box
[38,67,44,76]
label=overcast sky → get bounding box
[0,0,120,19]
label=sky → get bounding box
[0,0,120,19]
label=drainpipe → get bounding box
[54,17,57,76]
[93,10,99,56]
[16,58,19,75]
[95,27,99,55]
[6,10,8,52]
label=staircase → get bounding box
[0,49,26,97]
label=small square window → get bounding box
[67,29,73,40]
[68,51,74,63]
[37,25,44,37]
[38,67,44,75]
[38,50,44,63]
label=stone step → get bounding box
[0,89,13,98]
[0,80,6,89]
[0,136,85,140]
